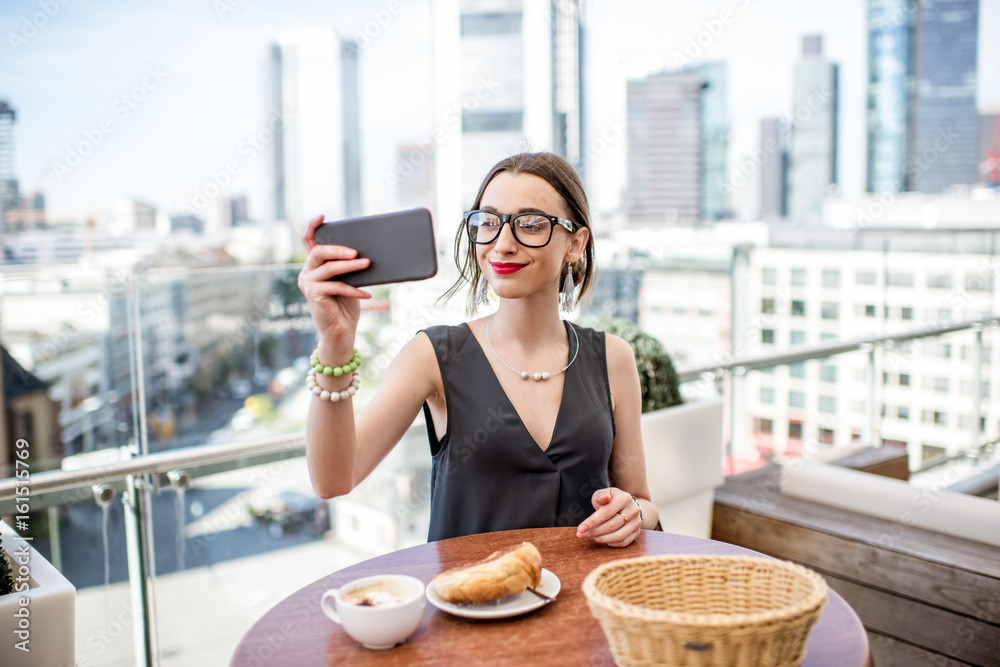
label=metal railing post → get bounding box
[971,323,984,453]
[861,343,877,446]
[121,447,158,667]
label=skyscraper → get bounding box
[760,117,788,220]
[270,28,361,225]
[788,35,838,221]
[432,0,583,239]
[866,0,979,193]
[625,63,728,226]
[0,101,18,237]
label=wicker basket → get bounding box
[582,555,828,667]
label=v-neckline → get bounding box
[463,321,572,455]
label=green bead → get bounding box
[333,367,343,377]
[349,361,358,371]
[313,363,322,372]
[323,367,334,376]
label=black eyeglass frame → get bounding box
[463,210,579,248]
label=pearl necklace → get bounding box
[484,314,580,381]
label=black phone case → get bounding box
[314,208,438,287]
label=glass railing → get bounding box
[1,260,998,665]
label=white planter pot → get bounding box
[0,520,75,667]
[641,397,725,538]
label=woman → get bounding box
[298,152,657,547]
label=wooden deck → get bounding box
[711,461,1000,667]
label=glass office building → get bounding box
[866,0,979,193]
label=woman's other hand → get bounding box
[576,487,642,548]
[298,214,372,359]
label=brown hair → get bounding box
[442,152,596,315]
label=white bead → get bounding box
[329,391,340,402]
[312,386,321,396]
[320,390,330,400]
[533,372,542,381]
[520,371,529,380]
[340,390,350,400]
[541,372,550,380]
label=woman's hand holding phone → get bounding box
[298,214,372,363]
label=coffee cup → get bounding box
[320,574,426,649]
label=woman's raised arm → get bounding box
[298,214,440,498]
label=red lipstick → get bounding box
[491,262,526,275]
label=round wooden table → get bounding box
[230,527,871,666]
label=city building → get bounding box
[394,144,435,212]
[787,35,838,221]
[109,198,157,236]
[625,63,728,226]
[759,117,789,220]
[0,100,18,241]
[866,0,980,193]
[432,0,583,242]
[979,105,999,186]
[743,230,999,468]
[270,28,361,225]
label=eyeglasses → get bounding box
[463,210,578,248]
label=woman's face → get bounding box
[476,171,589,303]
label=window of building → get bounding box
[761,298,776,314]
[762,329,775,344]
[760,387,775,404]
[934,377,949,392]
[934,411,947,425]
[820,365,837,382]
[937,343,951,358]
[462,111,524,132]
[791,300,806,316]
[897,406,909,420]
[864,304,876,318]
[789,391,806,408]
[754,417,773,434]
[821,302,839,319]
[818,428,834,444]
[789,362,805,378]
[788,421,803,439]
[762,267,777,285]
[965,274,994,292]
[791,268,807,286]
[901,307,913,320]
[460,12,523,35]
[821,332,837,341]
[790,331,806,346]
[899,373,910,386]
[855,271,877,285]
[886,272,914,287]
[938,309,952,323]
[882,438,907,448]
[927,273,953,289]
[818,396,836,413]
[822,269,840,288]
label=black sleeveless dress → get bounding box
[420,321,616,541]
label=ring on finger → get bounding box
[618,511,628,529]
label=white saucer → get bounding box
[426,568,561,620]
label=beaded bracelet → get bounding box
[311,348,362,377]
[306,368,361,402]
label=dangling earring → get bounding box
[476,275,491,306]
[560,263,575,313]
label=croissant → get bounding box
[433,542,542,604]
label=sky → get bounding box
[1,0,998,225]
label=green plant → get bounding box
[0,545,14,596]
[581,317,683,413]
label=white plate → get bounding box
[426,568,561,619]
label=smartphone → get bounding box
[314,208,438,287]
